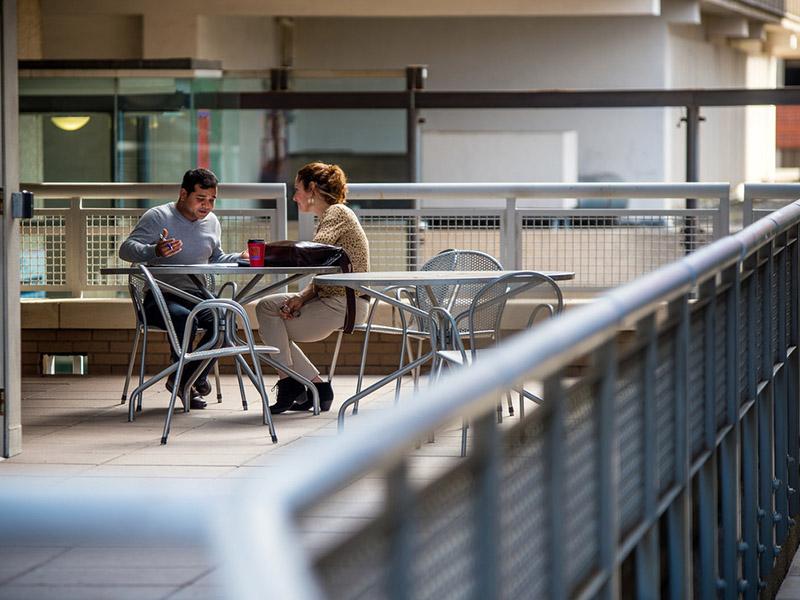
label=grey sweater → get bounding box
[119,203,239,291]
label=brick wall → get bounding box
[21,328,418,377]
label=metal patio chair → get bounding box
[327,249,503,412]
[432,271,564,455]
[121,271,229,412]
[126,265,281,445]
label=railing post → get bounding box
[386,459,413,600]
[740,251,760,597]
[668,293,691,600]
[504,197,518,270]
[788,223,800,522]
[275,184,288,241]
[544,372,566,600]
[757,244,777,582]
[718,186,730,238]
[65,197,84,297]
[472,407,500,600]
[636,314,659,597]
[720,262,741,599]
[774,233,789,549]
[696,277,721,596]
[594,340,619,599]
[743,185,754,228]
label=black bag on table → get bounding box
[260,241,357,334]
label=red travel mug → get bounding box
[247,239,266,267]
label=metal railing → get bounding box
[21,182,728,297]
[310,182,730,292]
[258,196,797,599]
[20,183,287,296]
[2,187,797,599]
[743,182,800,227]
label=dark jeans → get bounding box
[142,292,217,388]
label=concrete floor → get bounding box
[4,374,800,599]
[0,374,467,600]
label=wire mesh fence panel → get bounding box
[656,335,676,494]
[688,313,707,459]
[315,518,391,600]
[85,212,145,287]
[616,357,645,538]
[756,268,764,384]
[20,212,67,290]
[519,212,717,290]
[715,295,729,429]
[411,464,479,600]
[499,416,548,600]
[563,382,599,591]
[216,212,274,289]
[771,258,779,365]
[740,273,752,406]
[358,211,504,272]
[25,209,278,293]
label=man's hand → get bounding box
[156,227,183,257]
[279,295,304,320]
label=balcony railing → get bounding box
[22,182,729,297]
[1,192,798,598]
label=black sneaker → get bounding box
[291,382,334,412]
[166,376,207,410]
[269,378,307,414]
[194,377,212,397]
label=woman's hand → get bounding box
[279,295,304,320]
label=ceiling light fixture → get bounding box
[50,116,91,132]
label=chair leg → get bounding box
[136,327,149,414]
[235,359,248,410]
[461,418,468,457]
[328,330,344,383]
[121,327,141,404]
[506,391,515,416]
[213,362,223,403]
[161,359,188,445]
[247,354,277,443]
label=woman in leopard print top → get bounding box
[256,162,370,414]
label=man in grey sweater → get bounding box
[119,168,243,409]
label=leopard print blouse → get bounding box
[313,203,370,298]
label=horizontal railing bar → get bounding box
[22,182,286,200]
[517,209,720,216]
[347,182,729,200]
[187,87,800,111]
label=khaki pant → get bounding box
[256,293,369,380]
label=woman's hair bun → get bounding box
[297,162,347,204]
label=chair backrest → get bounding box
[128,273,148,328]
[135,265,183,354]
[417,249,503,332]
[462,271,564,357]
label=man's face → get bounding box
[177,184,217,221]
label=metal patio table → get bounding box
[314,270,574,430]
[101,264,340,415]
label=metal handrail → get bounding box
[743,182,800,226]
[1,188,798,598]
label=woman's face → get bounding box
[293,178,314,213]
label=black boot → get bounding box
[290,381,334,412]
[269,377,307,414]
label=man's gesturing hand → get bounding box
[156,227,183,257]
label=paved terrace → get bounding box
[0,374,480,600]
[3,374,800,600]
